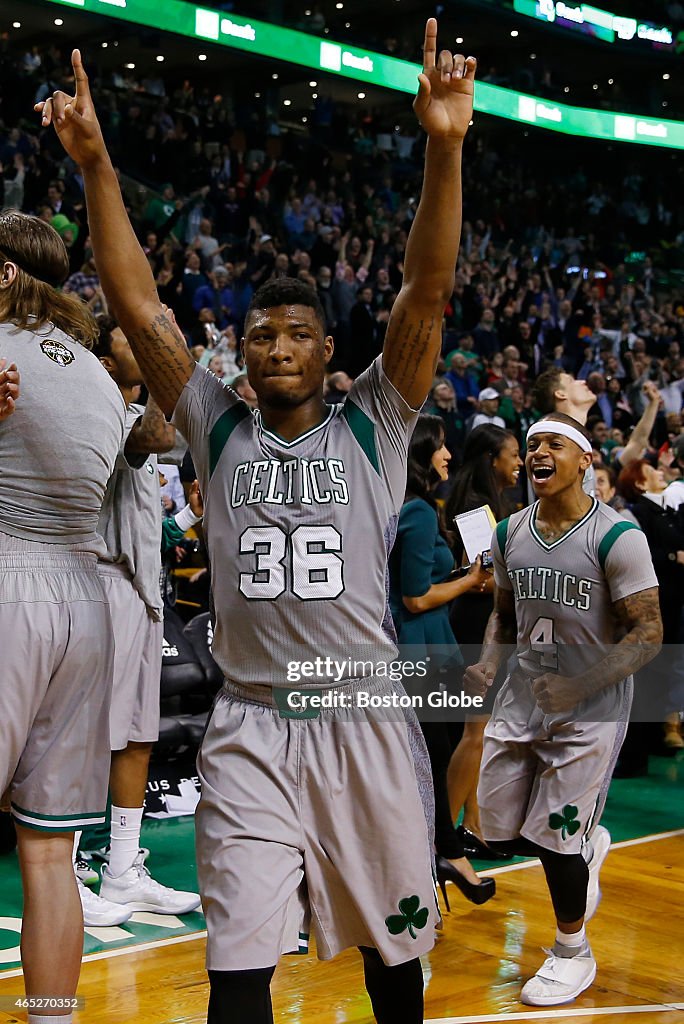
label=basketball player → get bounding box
[39,19,476,1022]
[0,212,124,1024]
[75,314,200,925]
[465,413,662,1005]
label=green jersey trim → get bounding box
[256,405,335,448]
[11,802,107,832]
[495,517,510,559]
[529,498,599,551]
[209,403,251,477]
[341,398,380,476]
[597,520,640,570]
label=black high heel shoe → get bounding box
[435,855,495,910]
[456,825,513,861]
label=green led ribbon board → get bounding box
[42,0,684,149]
[512,0,674,49]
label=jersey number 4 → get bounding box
[529,615,559,671]
[239,525,344,601]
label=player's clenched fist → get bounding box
[0,359,19,420]
[532,673,579,714]
[34,49,106,169]
[463,661,495,698]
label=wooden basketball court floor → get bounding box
[0,759,682,1024]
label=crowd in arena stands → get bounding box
[1,41,683,761]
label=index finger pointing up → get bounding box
[423,17,437,71]
[71,49,90,95]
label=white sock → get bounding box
[72,830,82,863]
[109,805,144,877]
[29,1015,73,1024]
[556,924,586,950]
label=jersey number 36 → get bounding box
[239,525,344,601]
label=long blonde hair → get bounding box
[0,210,97,348]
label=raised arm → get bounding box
[619,379,661,468]
[36,52,194,416]
[0,360,19,421]
[382,19,476,409]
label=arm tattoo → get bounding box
[126,394,176,455]
[126,312,195,416]
[382,307,440,405]
[575,587,662,698]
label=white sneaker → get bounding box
[77,877,132,927]
[584,825,611,921]
[74,856,99,886]
[100,852,201,915]
[521,945,597,1006]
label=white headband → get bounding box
[526,420,592,454]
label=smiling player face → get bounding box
[526,431,593,498]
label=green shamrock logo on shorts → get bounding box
[549,804,581,840]
[385,895,429,939]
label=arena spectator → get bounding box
[444,425,522,859]
[469,388,505,431]
[446,353,479,418]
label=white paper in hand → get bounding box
[453,504,497,563]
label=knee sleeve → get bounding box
[537,848,589,923]
[487,839,589,922]
[359,946,423,1024]
[207,966,276,1024]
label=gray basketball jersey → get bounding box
[98,404,164,620]
[173,356,417,687]
[0,322,124,553]
[492,499,658,679]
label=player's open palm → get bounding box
[188,480,204,519]
[34,50,105,168]
[0,359,19,421]
[413,18,476,141]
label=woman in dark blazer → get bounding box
[389,415,494,908]
[444,424,523,858]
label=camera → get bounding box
[480,550,494,570]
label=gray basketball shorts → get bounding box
[478,670,632,854]
[196,679,439,971]
[97,564,162,750]
[0,531,114,832]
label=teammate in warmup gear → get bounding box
[73,314,201,926]
[39,19,476,1022]
[465,412,662,1006]
[0,212,124,1024]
